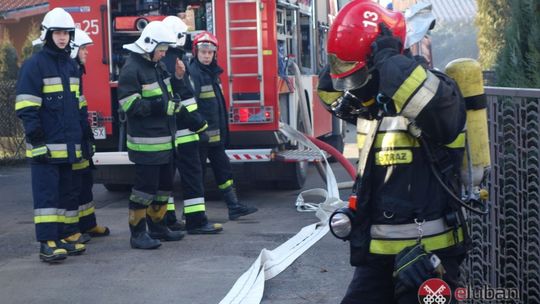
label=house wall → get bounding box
[3,14,45,59]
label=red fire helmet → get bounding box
[192,31,219,56]
[327,0,406,90]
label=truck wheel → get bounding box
[104,183,132,192]
[275,161,308,190]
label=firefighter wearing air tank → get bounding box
[161,16,223,234]
[15,8,87,262]
[118,21,184,249]
[319,1,471,303]
[188,31,258,220]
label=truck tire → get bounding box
[275,161,308,190]
[104,183,132,192]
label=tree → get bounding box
[21,21,41,63]
[495,0,540,87]
[431,22,479,70]
[0,30,19,81]
[475,0,510,69]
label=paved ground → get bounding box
[0,125,359,304]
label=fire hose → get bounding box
[219,125,347,304]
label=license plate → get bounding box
[92,127,106,139]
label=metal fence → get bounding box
[0,79,25,164]
[461,86,540,303]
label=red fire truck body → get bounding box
[48,0,344,190]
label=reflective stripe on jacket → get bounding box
[188,58,229,146]
[15,45,85,164]
[350,61,467,258]
[117,53,176,165]
[162,49,205,145]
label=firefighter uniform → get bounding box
[162,48,224,233]
[321,2,468,302]
[188,53,257,220]
[338,67,467,304]
[16,28,87,261]
[71,29,110,238]
[118,33,185,249]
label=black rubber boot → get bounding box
[64,232,91,244]
[223,188,258,220]
[87,225,110,237]
[147,204,185,241]
[39,241,68,263]
[165,211,186,231]
[147,218,186,241]
[57,239,86,256]
[129,220,161,250]
[187,222,223,235]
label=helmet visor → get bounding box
[154,43,169,52]
[328,53,358,76]
[331,65,371,91]
[196,42,217,51]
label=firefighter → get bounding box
[119,21,185,249]
[15,7,87,262]
[70,28,110,239]
[187,32,258,220]
[161,16,223,234]
[320,2,468,303]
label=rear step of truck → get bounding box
[274,149,327,162]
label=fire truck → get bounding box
[48,0,345,191]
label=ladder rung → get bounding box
[228,0,257,3]
[231,27,257,31]
[231,54,258,58]
[232,100,261,104]
[231,46,258,51]
[231,19,257,23]
[231,73,259,77]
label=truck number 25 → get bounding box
[81,19,99,35]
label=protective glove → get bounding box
[331,91,374,124]
[83,126,95,141]
[81,127,95,159]
[191,120,208,133]
[81,140,94,160]
[393,243,445,300]
[178,105,207,133]
[371,23,403,67]
[31,145,50,163]
[27,128,45,146]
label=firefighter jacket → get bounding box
[336,55,466,265]
[187,58,229,146]
[15,45,86,164]
[73,60,95,171]
[117,53,176,165]
[162,49,207,146]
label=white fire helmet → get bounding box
[123,21,176,54]
[162,16,189,47]
[39,8,76,41]
[70,28,93,59]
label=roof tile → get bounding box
[0,1,47,14]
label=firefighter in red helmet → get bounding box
[187,31,258,220]
[319,1,469,303]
